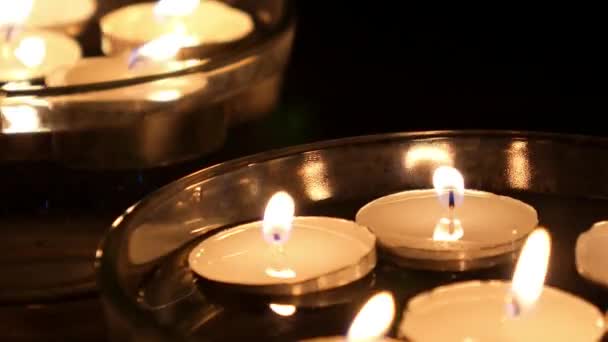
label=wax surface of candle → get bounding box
[26,0,97,31]
[357,189,537,253]
[399,281,605,341]
[576,221,608,287]
[0,30,81,82]
[101,1,254,48]
[188,217,375,286]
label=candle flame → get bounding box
[432,217,464,242]
[1,104,40,133]
[154,0,200,18]
[269,303,297,317]
[13,36,46,68]
[510,228,551,315]
[262,191,295,245]
[0,0,34,29]
[432,166,465,208]
[347,292,395,342]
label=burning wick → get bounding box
[433,166,465,238]
[262,191,296,279]
[507,228,551,318]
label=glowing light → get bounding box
[432,217,464,242]
[269,303,297,317]
[510,228,551,315]
[265,267,296,279]
[1,104,40,133]
[0,0,34,28]
[262,191,295,245]
[347,292,395,342]
[14,36,46,68]
[432,166,465,207]
[154,0,200,18]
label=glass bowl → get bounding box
[97,131,608,341]
[0,0,295,169]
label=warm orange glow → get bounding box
[432,217,464,242]
[0,0,34,28]
[262,191,295,245]
[347,292,395,342]
[269,303,297,317]
[508,141,531,190]
[511,228,551,313]
[154,0,200,18]
[300,154,332,201]
[13,36,46,68]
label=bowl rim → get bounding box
[1,0,296,99]
[95,130,608,338]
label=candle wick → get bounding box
[3,25,16,43]
[506,294,522,318]
[448,189,455,209]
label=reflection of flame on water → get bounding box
[269,303,297,317]
[433,217,464,242]
[347,291,395,342]
[265,267,296,279]
[508,228,551,316]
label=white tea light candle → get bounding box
[576,221,608,288]
[46,35,206,102]
[100,0,254,56]
[0,30,81,83]
[399,229,606,341]
[188,192,376,294]
[356,166,538,270]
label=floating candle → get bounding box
[576,221,608,288]
[188,192,376,295]
[0,0,81,83]
[399,229,606,341]
[356,166,538,271]
[100,0,254,57]
[302,292,399,342]
[25,0,97,36]
[46,35,206,102]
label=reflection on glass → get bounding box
[508,141,531,190]
[404,144,452,170]
[269,303,297,317]
[299,153,332,201]
[147,89,183,102]
[1,104,40,133]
